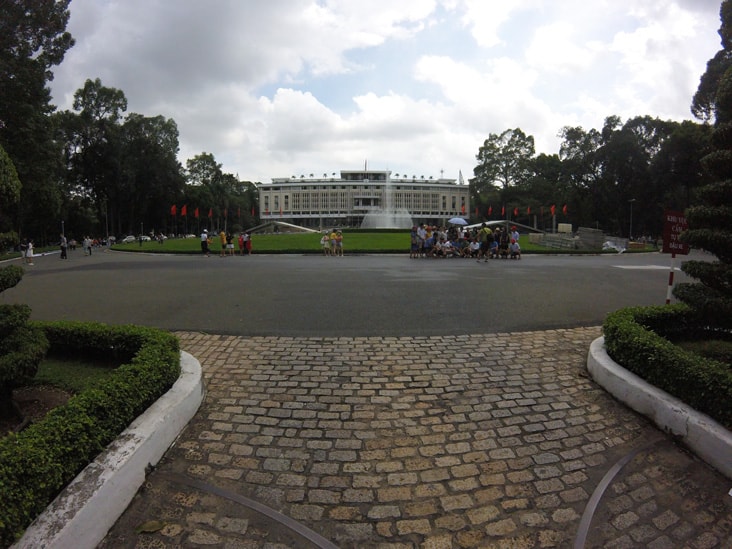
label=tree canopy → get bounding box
[0,0,74,242]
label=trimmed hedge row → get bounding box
[603,304,732,429]
[0,321,180,547]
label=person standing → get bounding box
[219,229,226,257]
[60,234,68,259]
[510,226,520,244]
[226,232,235,256]
[244,231,252,255]
[238,233,245,255]
[200,229,210,256]
[335,230,343,256]
[25,240,34,265]
[416,224,427,257]
[409,226,419,258]
[329,229,337,255]
[477,223,492,262]
[320,233,331,256]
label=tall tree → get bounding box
[691,1,732,122]
[0,0,74,241]
[650,121,712,213]
[0,144,21,248]
[473,128,535,193]
[598,116,674,237]
[119,113,184,235]
[61,78,127,236]
[675,0,732,328]
[559,125,604,229]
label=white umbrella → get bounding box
[448,217,468,225]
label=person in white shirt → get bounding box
[200,229,210,256]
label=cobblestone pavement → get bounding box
[99,327,732,548]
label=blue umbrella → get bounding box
[448,217,468,225]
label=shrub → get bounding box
[0,266,49,419]
[0,321,180,546]
[603,304,732,429]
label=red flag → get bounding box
[208,208,213,218]
[461,203,466,214]
[488,205,493,216]
[224,208,228,218]
[513,207,519,217]
[527,206,531,215]
[550,204,556,216]
[474,206,478,216]
[181,205,187,217]
[562,204,568,215]
[279,206,283,216]
[251,206,256,216]
[501,205,505,216]
[170,205,177,216]
[194,207,199,218]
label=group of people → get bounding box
[320,229,344,256]
[410,223,521,260]
[199,229,252,257]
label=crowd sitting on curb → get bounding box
[410,223,521,260]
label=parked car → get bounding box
[121,235,135,244]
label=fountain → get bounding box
[360,173,413,229]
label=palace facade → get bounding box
[257,169,470,228]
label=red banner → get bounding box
[181,205,187,216]
[170,205,177,216]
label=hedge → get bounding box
[0,321,180,547]
[603,304,732,429]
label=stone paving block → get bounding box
[98,328,732,549]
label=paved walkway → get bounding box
[99,327,732,548]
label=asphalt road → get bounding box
[1,248,697,337]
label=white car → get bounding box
[121,235,135,244]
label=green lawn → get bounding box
[113,232,410,254]
[111,231,657,254]
[33,356,118,394]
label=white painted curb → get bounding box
[13,351,205,549]
[587,337,732,480]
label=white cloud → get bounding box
[49,0,723,183]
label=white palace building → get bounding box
[257,169,471,229]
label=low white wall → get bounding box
[587,337,732,480]
[13,351,205,549]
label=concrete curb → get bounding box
[587,336,732,480]
[13,351,205,549]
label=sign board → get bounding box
[662,210,689,255]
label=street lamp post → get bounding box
[629,198,636,241]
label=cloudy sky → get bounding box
[50,0,723,184]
